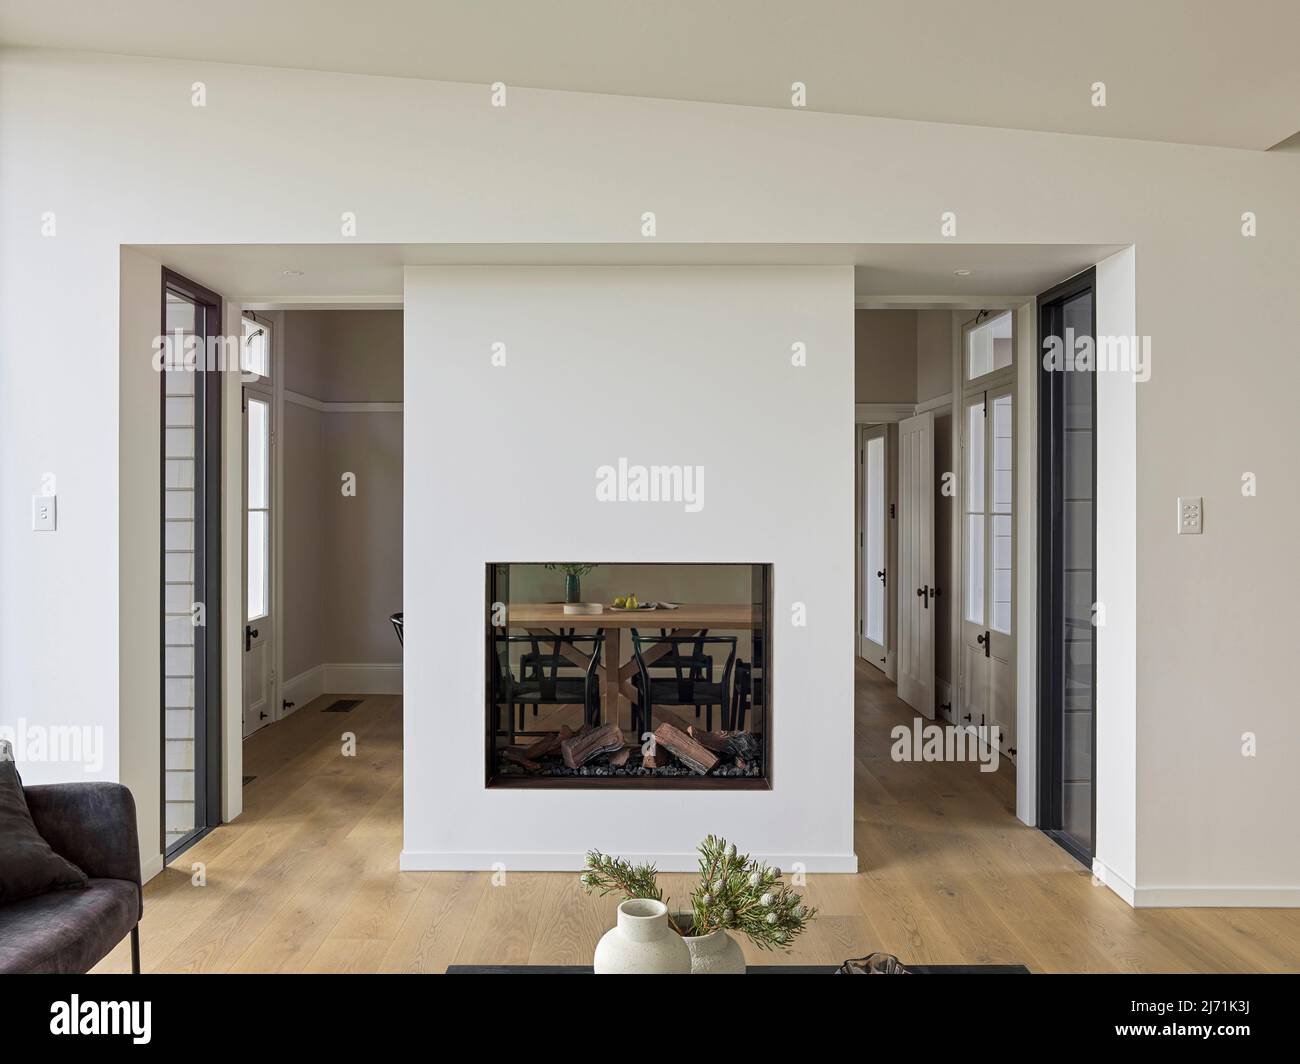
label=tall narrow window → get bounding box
[241,315,275,737]
[246,397,270,621]
[161,271,223,858]
[861,426,887,665]
[1038,270,1097,863]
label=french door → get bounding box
[858,424,889,670]
[161,270,223,858]
[241,315,275,736]
[1037,270,1097,863]
[958,312,1016,756]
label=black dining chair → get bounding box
[389,612,403,646]
[730,628,764,731]
[652,628,714,720]
[629,630,735,735]
[493,631,605,743]
[519,628,578,724]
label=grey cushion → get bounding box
[0,879,138,974]
[0,761,87,903]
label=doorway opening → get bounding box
[237,307,405,755]
[853,301,1026,817]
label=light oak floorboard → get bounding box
[91,670,1300,973]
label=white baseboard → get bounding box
[1092,859,1300,908]
[400,850,859,873]
[141,852,164,884]
[282,662,401,708]
[323,662,402,695]
[1091,859,1136,906]
[281,664,324,715]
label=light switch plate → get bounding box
[32,494,56,531]
[1177,496,1202,535]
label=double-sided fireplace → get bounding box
[486,563,771,788]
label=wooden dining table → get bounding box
[506,602,760,731]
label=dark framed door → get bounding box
[161,268,223,859]
[1036,268,1096,866]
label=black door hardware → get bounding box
[245,624,259,651]
[976,630,990,657]
[877,568,886,585]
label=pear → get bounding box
[613,596,626,608]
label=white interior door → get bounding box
[241,327,275,736]
[896,411,935,717]
[959,313,1017,756]
[859,425,889,670]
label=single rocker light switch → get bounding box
[32,494,56,531]
[1177,496,1202,535]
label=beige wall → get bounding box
[281,400,326,678]
[916,311,954,403]
[284,310,403,402]
[854,310,917,403]
[322,410,403,664]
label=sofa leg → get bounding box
[131,925,140,974]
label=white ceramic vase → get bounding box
[672,913,747,974]
[594,899,692,975]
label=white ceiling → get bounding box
[129,242,1124,306]
[3,0,1298,150]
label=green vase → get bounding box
[565,572,581,603]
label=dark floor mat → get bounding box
[323,698,363,713]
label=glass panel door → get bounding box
[959,311,1016,758]
[1038,271,1097,862]
[161,271,223,859]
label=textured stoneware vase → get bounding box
[671,913,747,974]
[593,899,692,975]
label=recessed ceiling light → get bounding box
[953,268,972,276]
[281,269,304,276]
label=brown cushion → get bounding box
[0,760,87,903]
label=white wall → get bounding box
[1,49,1297,899]
[1093,247,1138,899]
[119,247,163,879]
[404,265,856,870]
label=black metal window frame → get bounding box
[160,268,224,860]
[1036,267,1097,868]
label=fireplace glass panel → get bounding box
[486,563,771,788]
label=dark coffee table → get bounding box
[447,964,1028,974]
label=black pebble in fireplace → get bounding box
[485,563,771,789]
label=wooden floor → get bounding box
[94,662,1300,973]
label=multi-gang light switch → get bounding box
[31,494,56,531]
[1177,496,1202,535]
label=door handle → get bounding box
[245,624,259,651]
[976,630,990,658]
[916,586,937,608]
[876,569,886,585]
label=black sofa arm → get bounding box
[23,782,142,917]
